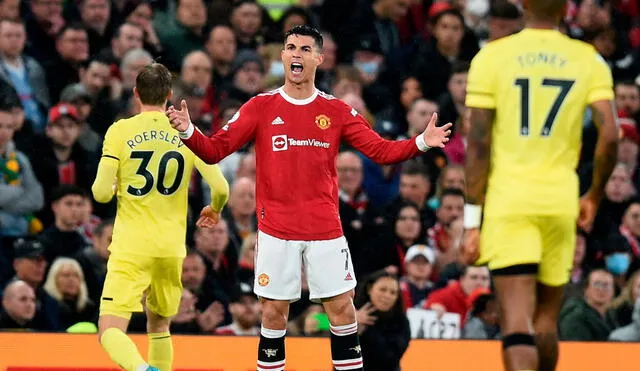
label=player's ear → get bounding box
[316,52,324,66]
[132,86,139,100]
[167,89,174,102]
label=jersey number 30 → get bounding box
[127,150,185,196]
[514,78,575,137]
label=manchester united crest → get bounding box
[315,114,331,130]
[258,273,270,287]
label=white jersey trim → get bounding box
[278,87,318,105]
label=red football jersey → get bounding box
[182,88,426,240]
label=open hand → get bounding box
[422,113,453,148]
[196,205,220,228]
[167,100,192,132]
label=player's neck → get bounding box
[524,15,560,30]
[139,104,166,113]
[282,81,316,100]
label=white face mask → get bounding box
[269,61,285,77]
[466,0,489,17]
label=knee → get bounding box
[324,294,356,325]
[261,301,289,329]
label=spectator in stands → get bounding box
[617,121,640,190]
[427,188,465,272]
[237,232,256,286]
[24,0,65,64]
[169,288,203,334]
[359,201,426,278]
[591,163,635,245]
[9,238,60,330]
[566,229,590,300]
[29,104,95,226]
[227,49,265,103]
[97,22,143,74]
[423,265,490,321]
[235,152,256,181]
[223,177,257,251]
[206,25,237,92]
[559,269,615,341]
[385,161,435,231]
[617,197,640,266]
[411,8,477,100]
[399,244,435,309]
[609,296,640,342]
[112,47,152,114]
[436,61,468,131]
[0,279,36,330]
[337,151,381,270]
[156,0,207,72]
[43,257,96,329]
[608,270,640,329]
[0,81,34,153]
[79,0,113,55]
[215,282,261,335]
[181,50,213,95]
[38,185,90,264]
[462,291,500,339]
[443,107,470,165]
[182,249,230,316]
[74,217,112,303]
[0,105,44,250]
[58,83,101,154]
[230,0,265,50]
[0,18,49,132]
[44,23,89,103]
[315,31,336,93]
[354,270,410,371]
[428,164,465,209]
[120,0,162,57]
[603,234,635,293]
[404,98,439,146]
[482,0,521,47]
[615,80,640,120]
[0,0,19,19]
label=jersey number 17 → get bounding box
[514,78,575,137]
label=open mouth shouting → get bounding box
[291,62,303,77]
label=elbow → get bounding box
[91,185,112,204]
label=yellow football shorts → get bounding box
[479,214,577,286]
[100,253,184,319]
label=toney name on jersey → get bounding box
[126,129,185,149]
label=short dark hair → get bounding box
[284,24,323,50]
[490,0,521,19]
[431,8,464,27]
[56,22,87,41]
[401,160,429,179]
[135,62,172,105]
[451,61,470,75]
[94,218,114,237]
[440,187,465,202]
[51,184,89,202]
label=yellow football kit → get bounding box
[465,29,614,285]
[92,111,229,318]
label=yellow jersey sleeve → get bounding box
[92,124,120,203]
[587,53,614,103]
[194,157,230,213]
[466,47,497,109]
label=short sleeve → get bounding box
[587,53,614,104]
[102,122,121,161]
[465,47,497,109]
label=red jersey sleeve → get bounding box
[340,104,422,164]
[181,98,259,164]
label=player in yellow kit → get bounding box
[461,1,618,370]
[91,63,229,371]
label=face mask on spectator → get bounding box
[269,61,285,77]
[605,253,631,275]
[355,61,380,76]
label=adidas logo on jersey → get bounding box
[344,272,353,281]
[271,116,285,125]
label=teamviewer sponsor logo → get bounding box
[272,135,331,152]
[272,135,288,151]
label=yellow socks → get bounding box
[100,328,147,371]
[148,331,173,371]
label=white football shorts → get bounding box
[253,230,357,302]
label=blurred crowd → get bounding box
[1,0,640,367]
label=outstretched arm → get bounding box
[169,100,257,164]
[342,109,451,165]
[194,157,230,213]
